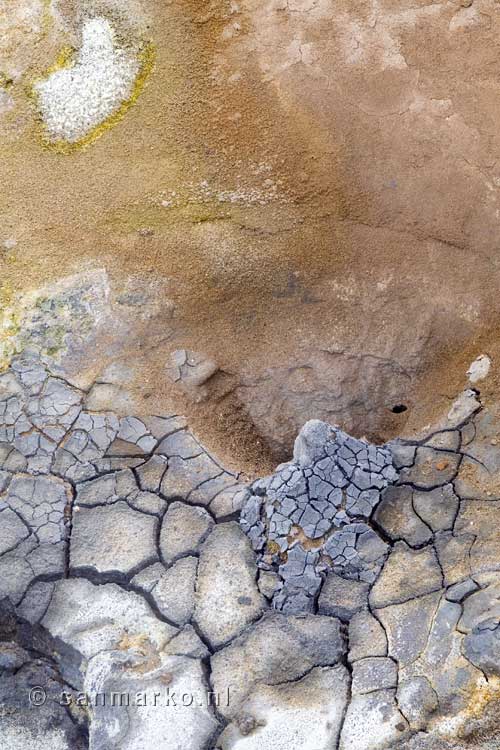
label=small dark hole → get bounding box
[391,404,408,414]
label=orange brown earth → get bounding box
[4,1,500,476]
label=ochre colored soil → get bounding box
[3,1,500,474]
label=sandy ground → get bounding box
[3,0,500,474]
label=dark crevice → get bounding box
[336,623,353,750]
[63,483,75,578]
[67,567,183,631]
[0,599,90,747]
[391,404,408,414]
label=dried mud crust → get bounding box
[1,352,500,750]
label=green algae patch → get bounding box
[0,72,14,89]
[106,201,232,236]
[0,285,22,372]
[0,271,110,371]
[42,0,55,36]
[45,44,75,76]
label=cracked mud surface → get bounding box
[241,422,397,613]
[3,2,500,748]
[1,353,500,750]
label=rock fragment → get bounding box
[351,657,398,694]
[132,558,198,626]
[85,651,218,750]
[467,354,491,383]
[217,666,350,750]
[318,572,369,621]
[396,676,439,730]
[348,610,388,662]
[166,349,219,388]
[194,523,266,648]
[70,501,158,577]
[446,389,481,427]
[445,578,479,603]
[375,592,442,667]
[339,689,409,750]
[159,501,213,563]
[463,619,500,677]
[210,612,345,720]
[373,485,432,546]
[412,484,459,532]
[369,542,443,608]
